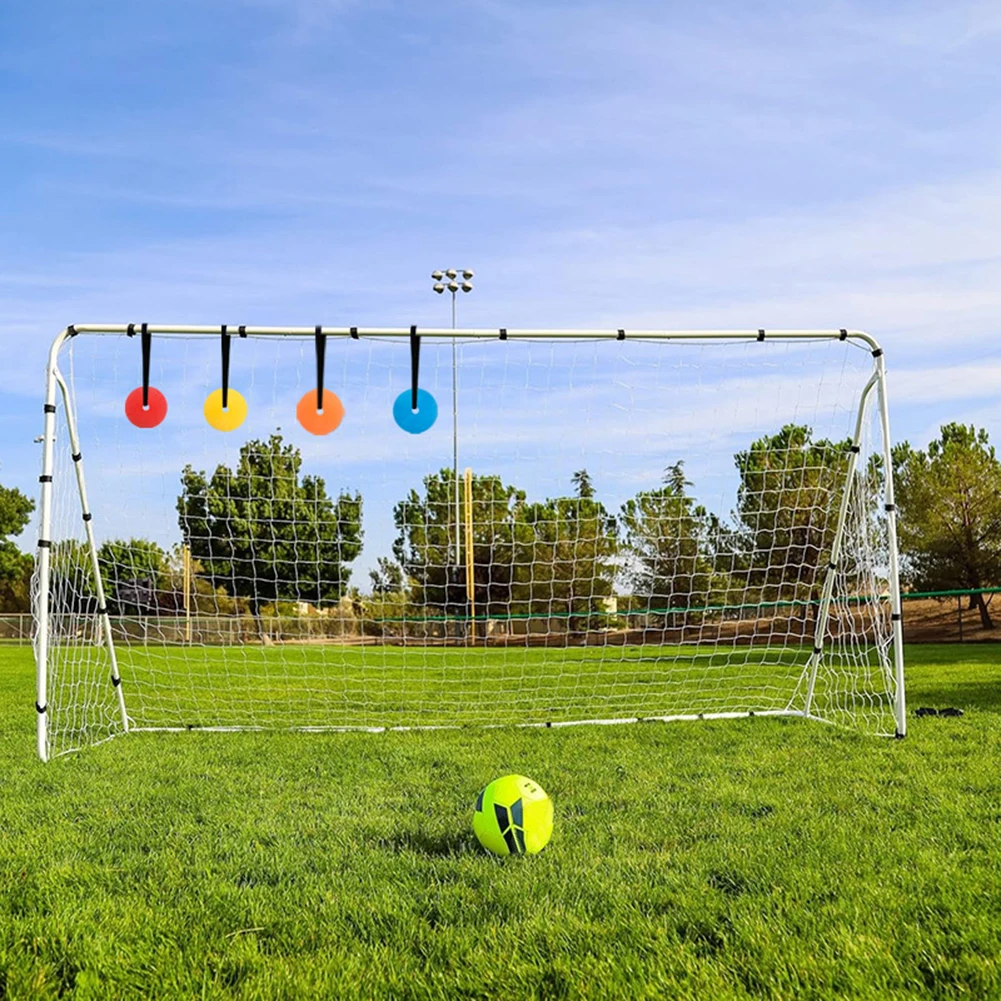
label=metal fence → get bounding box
[5,588,1001,649]
[0,615,31,645]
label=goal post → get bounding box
[33,324,906,760]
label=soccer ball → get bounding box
[473,774,553,856]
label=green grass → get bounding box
[64,641,886,737]
[1,645,1000,999]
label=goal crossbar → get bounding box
[60,324,883,347]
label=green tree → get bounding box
[893,423,1001,629]
[161,545,241,615]
[517,479,618,631]
[0,554,32,613]
[571,469,595,500]
[369,557,405,595]
[0,479,34,612]
[177,434,363,620]
[620,461,721,615]
[733,424,853,606]
[97,538,168,613]
[48,540,97,613]
[393,468,527,617]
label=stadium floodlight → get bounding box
[33,323,906,760]
[431,270,444,280]
[432,268,476,604]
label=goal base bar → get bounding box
[86,709,899,753]
[129,709,860,734]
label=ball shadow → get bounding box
[371,829,477,858]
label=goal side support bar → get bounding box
[800,355,906,736]
[35,333,128,761]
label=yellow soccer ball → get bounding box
[473,774,553,856]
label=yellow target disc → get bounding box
[203,388,248,432]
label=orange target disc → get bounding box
[297,389,344,435]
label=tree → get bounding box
[733,424,853,606]
[177,434,363,619]
[369,557,405,595]
[161,545,241,615]
[97,538,168,614]
[893,423,1001,629]
[0,554,31,613]
[0,479,34,613]
[571,469,595,500]
[48,540,98,614]
[620,461,721,615]
[517,479,618,631]
[393,468,527,618]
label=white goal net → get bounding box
[33,325,905,759]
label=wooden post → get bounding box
[957,593,963,643]
[183,545,192,644]
[464,468,475,643]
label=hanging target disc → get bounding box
[203,388,248,432]
[125,386,168,428]
[393,388,438,434]
[297,389,345,436]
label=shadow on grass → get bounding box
[370,829,477,858]
[907,679,1001,714]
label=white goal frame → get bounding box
[33,324,907,760]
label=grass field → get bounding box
[49,640,897,751]
[1,644,999,1000]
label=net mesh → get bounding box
[34,331,900,757]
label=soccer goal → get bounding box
[33,324,905,760]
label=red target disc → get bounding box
[125,387,168,428]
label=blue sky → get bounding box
[3,0,1001,576]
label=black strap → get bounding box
[757,329,766,342]
[141,323,151,408]
[410,325,420,411]
[220,325,231,409]
[350,326,359,340]
[617,329,625,341]
[238,325,247,338]
[839,328,848,341]
[315,327,326,410]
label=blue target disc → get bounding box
[393,388,438,434]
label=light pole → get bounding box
[431,269,474,623]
